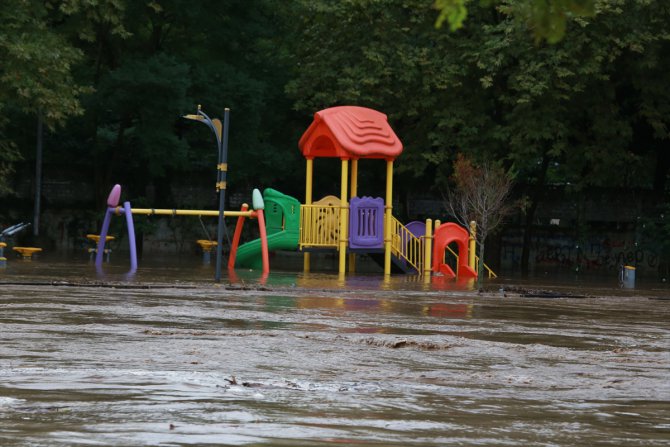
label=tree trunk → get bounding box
[477,240,485,288]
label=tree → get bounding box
[40,0,297,206]
[282,0,481,195]
[445,154,514,284]
[467,0,670,273]
[282,1,669,278]
[434,0,596,43]
[2,0,667,273]
[0,1,89,195]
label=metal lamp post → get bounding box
[34,113,44,238]
[183,105,230,282]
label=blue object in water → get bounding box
[620,265,635,288]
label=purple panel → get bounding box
[349,196,384,249]
[405,221,426,238]
[399,221,426,259]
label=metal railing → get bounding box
[299,204,340,249]
[442,244,460,276]
[442,245,497,278]
[390,216,423,273]
[476,255,498,278]
[299,204,498,279]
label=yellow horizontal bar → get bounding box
[130,208,254,217]
[216,181,227,190]
[218,163,228,171]
[300,243,339,248]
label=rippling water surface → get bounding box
[0,256,668,446]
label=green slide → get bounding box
[234,188,301,269]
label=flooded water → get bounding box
[1,256,669,446]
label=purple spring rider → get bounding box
[95,184,138,272]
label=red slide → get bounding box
[432,222,477,279]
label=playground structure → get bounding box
[94,184,271,274]
[95,105,495,281]
[234,106,494,279]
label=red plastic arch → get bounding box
[432,223,477,279]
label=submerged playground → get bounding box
[89,106,495,282]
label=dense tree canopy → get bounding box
[0,1,89,193]
[284,0,669,193]
[435,0,597,43]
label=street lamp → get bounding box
[34,113,44,238]
[183,105,230,282]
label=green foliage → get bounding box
[0,114,20,196]
[283,0,467,190]
[94,53,191,177]
[282,0,670,231]
[434,0,596,43]
[58,0,131,42]
[24,0,299,205]
[0,1,94,195]
[512,0,596,43]
[434,0,469,31]
[0,2,88,126]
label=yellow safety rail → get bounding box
[444,244,460,276]
[299,204,340,249]
[390,216,423,273]
[442,245,497,278]
[475,255,498,278]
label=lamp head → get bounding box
[183,104,204,121]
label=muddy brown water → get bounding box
[1,257,669,446]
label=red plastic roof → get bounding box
[298,106,403,160]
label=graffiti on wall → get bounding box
[501,230,659,272]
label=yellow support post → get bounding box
[338,158,349,274]
[350,159,358,198]
[424,218,433,276]
[435,219,441,270]
[304,158,313,273]
[384,160,394,275]
[348,158,358,274]
[469,221,477,272]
